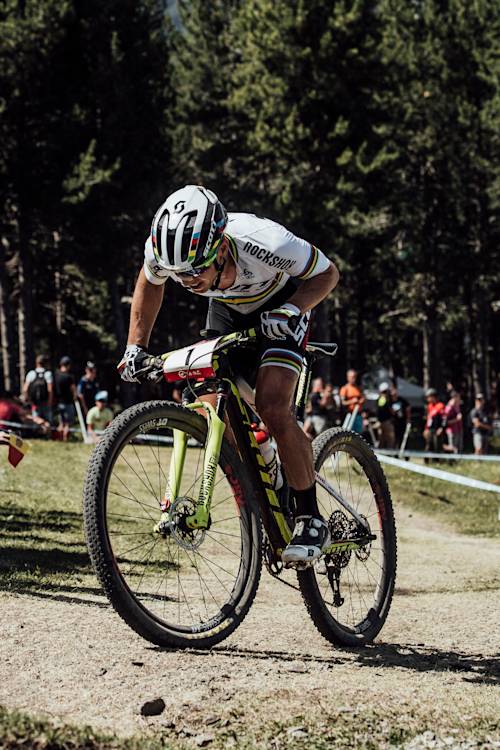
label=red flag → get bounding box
[0,431,29,467]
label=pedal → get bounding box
[283,559,314,571]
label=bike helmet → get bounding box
[150,185,228,273]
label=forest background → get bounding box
[1,0,499,403]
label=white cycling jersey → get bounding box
[143,212,331,314]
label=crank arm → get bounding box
[323,534,376,555]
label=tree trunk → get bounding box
[16,236,34,384]
[333,295,347,385]
[110,276,126,351]
[0,252,16,392]
[422,318,431,391]
[311,295,331,381]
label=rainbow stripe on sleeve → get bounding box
[297,244,319,279]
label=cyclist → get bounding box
[119,185,339,565]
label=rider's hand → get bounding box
[260,303,301,340]
[117,344,151,383]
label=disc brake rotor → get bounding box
[169,496,206,551]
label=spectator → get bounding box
[77,361,100,416]
[377,382,396,449]
[423,388,445,455]
[323,382,341,427]
[304,378,328,438]
[390,383,411,449]
[54,356,77,441]
[22,354,54,425]
[340,369,365,433]
[469,393,493,455]
[443,390,463,454]
[86,390,114,443]
[0,390,49,435]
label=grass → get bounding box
[0,705,167,750]
[382,457,500,537]
[0,442,94,597]
[1,702,498,750]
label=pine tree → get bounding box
[377,0,499,393]
[171,0,246,203]
[229,0,394,377]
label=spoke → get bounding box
[134,538,162,596]
[207,529,241,539]
[119,537,158,579]
[118,452,161,508]
[193,548,235,597]
[207,533,240,558]
[131,443,158,499]
[108,510,154,522]
[211,515,239,525]
[193,547,241,584]
[115,536,156,559]
[109,482,158,520]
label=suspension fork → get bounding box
[166,384,229,530]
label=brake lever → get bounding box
[134,357,164,383]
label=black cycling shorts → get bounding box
[205,280,311,382]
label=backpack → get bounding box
[28,370,49,405]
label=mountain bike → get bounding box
[83,329,397,649]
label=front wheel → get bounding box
[83,400,262,649]
[298,428,397,646]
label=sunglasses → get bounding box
[177,261,214,278]
[177,237,225,278]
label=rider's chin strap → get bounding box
[210,257,226,291]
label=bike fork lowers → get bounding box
[165,386,228,530]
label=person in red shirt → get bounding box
[0,393,25,428]
[423,388,445,455]
[0,391,50,435]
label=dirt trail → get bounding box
[1,507,499,745]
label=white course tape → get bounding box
[377,449,500,462]
[377,453,500,494]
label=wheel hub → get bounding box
[166,497,207,551]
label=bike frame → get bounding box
[161,332,372,557]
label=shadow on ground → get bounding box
[148,642,500,686]
[0,505,101,606]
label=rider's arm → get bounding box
[286,261,339,313]
[127,267,165,348]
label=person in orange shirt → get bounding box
[340,369,365,433]
[423,388,445,454]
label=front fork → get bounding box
[163,387,228,531]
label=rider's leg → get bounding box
[256,365,329,563]
[255,365,314,491]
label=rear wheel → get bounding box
[298,428,397,646]
[83,400,262,649]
